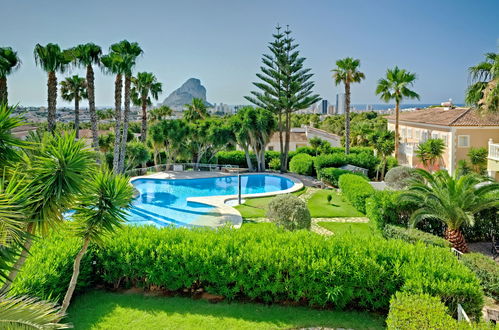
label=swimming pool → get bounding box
[127,174,296,227]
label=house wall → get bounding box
[453,128,499,166]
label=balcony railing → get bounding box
[489,142,499,161]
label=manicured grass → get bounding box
[67,290,385,329]
[235,187,306,219]
[318,222,372,236]
[307,190,364,218]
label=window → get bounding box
[401,127,406,138]
[268,146,274,151]
[431,132,439,139]
[458,135,470,147]
[407,128,413,138]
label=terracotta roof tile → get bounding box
[387,107,499,126]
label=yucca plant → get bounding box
[0,104,28,167]
[399,169,499,252]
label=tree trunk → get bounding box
[140,97,147,143]
[344,82,351,154]
[118,75,131,173]
[243,146,253,171]
[394,100,400,159]
[1,224,34,292]
[259,149,266,172]
[0,77,7,105]
[60,238,90,314]
[112,74,123,173]
[278,112,285,173]
[445,228,468,253]
[47,71,57,134]
[283,111,291,172]
[381,155,387,181]
[86,65,99,153]
[74,95,80,139]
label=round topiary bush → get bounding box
[384,166,421,190]
[289,153,315,176]
[267,194,311,231]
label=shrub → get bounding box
[461,253,499,300]
[269,158,281,171]
[338,174,374,213]
[216,150,254,167]
[383,224,451,248]
[314,153,348,174]
[267,194,311,230]
[319,167,367,187]
[462,207,499,242]
[289,153,315,176]
[10,230,94,302]
[293,146,316,156]
[386,292,461,329]
[314,152,379,179]
[264,150,280,167]
[366,190,400,230]
[384,166,421,190]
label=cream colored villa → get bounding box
[387,107,499,180]
[265,126,341,152]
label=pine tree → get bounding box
[246,25,319,172]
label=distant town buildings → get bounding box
[335,93,346,115]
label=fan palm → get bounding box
[0,47,21,105]
[60,170,132,314]
[60,76,87,139]
[414,138,445,171]
[71,43,102,151]
[34,44,72,133]
[131,72,162,142]
[1,132,95,292]
[466,51,499,113]
[368,129,395,180]
[332,58,365,154]
[376,66,419,158]
[183,98,209,122]
[399,169,499,252]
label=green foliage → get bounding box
[267,195,311,230]
[383,224,450,248]
[366,190,401,230]
[125,141,150,168]
[289,153,315,176]
[386,292,461,330]
[461,253,499,300]
[10,230,94,302]
[468,147,488,174]
[415,138,445,169]
[326,194,332,203]
[319,167,367,187]
[384,166,421,190]
[0,104,27,166]
[314,152,378,179]
[269,158,281,171]
[338,174,374,213]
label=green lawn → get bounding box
[318,222,372,236]
[235,187,306,219]
[67,290,385,329]
[307,190,364,218]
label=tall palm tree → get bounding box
[71,43,102,151]
[332,58,365,154]
[466,51,498,113]
[111,41,143,174]
[131,72,162,142]
[0,47,21,105]
[148,105,172,122]
[60,170,132,314]
[376,66,419,158]
[400,169,499,252]
[60,75,87,139]
[183,98,209,122]
[34,43,72,134]
[1,132,95,292]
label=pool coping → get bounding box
[129,172,304,229]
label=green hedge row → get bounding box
[289,153,315,176]
[338,174,375,213]
[215,150,281,168]
[461,253,499,300]
[382,224,451,248]
[319,167,367,187]
[314,152,379,178]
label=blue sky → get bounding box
[2,0,498,107]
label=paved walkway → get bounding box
[311,217,369,236]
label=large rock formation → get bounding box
[161,78,211,110]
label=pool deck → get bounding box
[130,171,304,229]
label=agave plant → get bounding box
[400,169,499,252]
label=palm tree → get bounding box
[0,47,21,105]
[1,132,95,292]
[332,58,365,154]
[466,51,498,113]
[376,66,419,158]
[183,98,209,122]
[149,105,172,122]
[60,75,87,139]
[71,43,102,151]
[414,138,445,171]
[60,170,132,314]
[131,72,162,142]
[34,43,72,134]
[0,104,27,167]
[369,129,395,180]
[400,169,499,252]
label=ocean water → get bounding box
[127,174,295,228]
[351,103,464,111]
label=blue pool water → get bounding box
[127,174,295,227]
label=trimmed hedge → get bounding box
[314,152,379,179]
[289,153,315,176]
[215,150,281,168]
[461,253,499,300]
[319,167,367,187]
[383,224,451,248]
[338,174,374,213]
